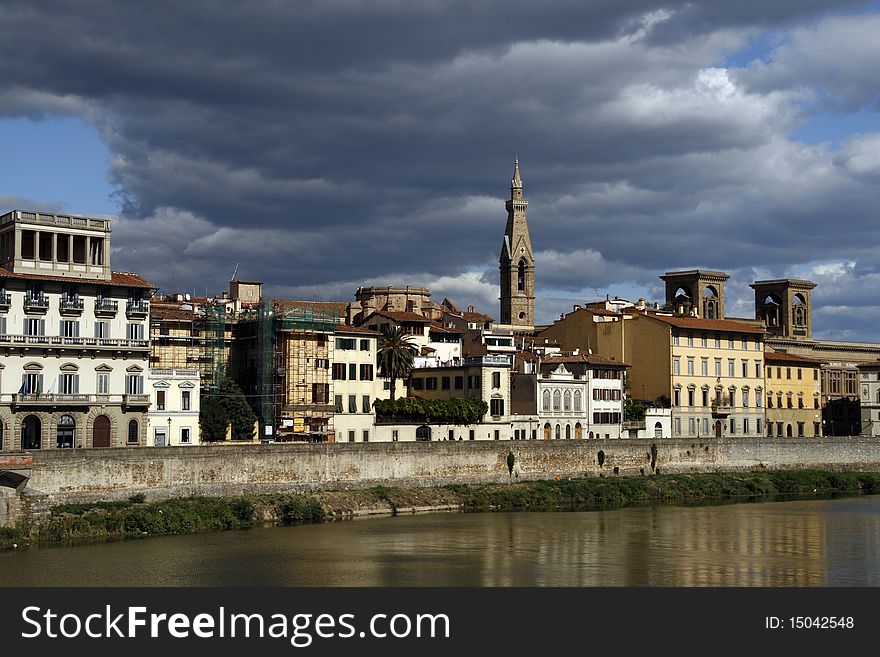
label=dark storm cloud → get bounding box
[1,1,880,337]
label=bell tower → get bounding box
[750,279,816,339]
[500,159,535,326]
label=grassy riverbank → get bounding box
[3,469,880,549]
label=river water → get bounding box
[2,495,879,586]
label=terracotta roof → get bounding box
[462,310,493,322]
[334,324,382,336]
[765,351,825,364]
[150,304,196,321]
[542,354,630,367]
[0,267,155,288]
[363,309,432,324]
[429,323,466,335]
[647,314,766,334]
[274,300,347,317]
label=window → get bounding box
[729,418,736,435]
[814,422,821,437]
[126,323,144,340]
[22,372,43,395]
[392,430,398,442]
[673,388,681,407]
[94,321,109,339]
[335,338,356,350]
[490,398,504,416]
[349,363,357,380]
[348,431,355,443]
[492,371,501,388]
[412,378,424,390]
[97,373,109,395]
[348,395,357,413]
[728,360,735,377]
[155,390,165,410]
[332,363,346,380]
[687,389,694,407]
[362,395,370,413]
[574,390,582,412]
[797,422,805,437]
[553,390,561,411]
[777,367,782,379]
[312,383,329,403]
[61,320,79,338]
[59,373,79,394]
[0,316,5,334]
[687,333,694,347]
[742,390,750,407]
[125,374,144,395]
[728,337,735,349]
[687,358,694,376]
[755,361,761,378]
[715,359,721,377]
[798,396,804,409]
[469,430,475,441]
[440,376,450,390]
[180,428,191,444]
[674,417,681,435]
[454,376,463,390]
[786,367,791,379]
[701,334,707,348]
[702,389,709,407]
[425,377,437,390]
[362,430,369,442]
[359,339,370,351]
[673,333,680,346]
[128,419,139,444]
[744,418,749,434]
[701,359,708,376]
[756,389,763,408]
[182,390,191,411]
[689,418,695,435]
[360,364,374,381]
[797,368,802,380]
[673,358,680,375]
[25,318,45,336]
[757,419,763,435]
[335,395,343,413]
[715,335,721,348]
[702,418,709,435]
[742,361,748,378]
[542,390,551,411]
[742,337,748,350]
[563,390,571,412]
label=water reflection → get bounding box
[1,496,878,587]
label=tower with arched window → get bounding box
[660,270,730,319]
[750,279,816,340]
[499,160,535,327]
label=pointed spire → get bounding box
[511,158,522,190]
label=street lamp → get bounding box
[167,417,172,447]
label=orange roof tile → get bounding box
[647,314,766,334]
[334,324,382,336]
[0,266,155,288]
[764,351,826,364]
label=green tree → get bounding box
[218,376,257,441]
[199,395,229,441]
[377,325,418,400]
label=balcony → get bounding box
[94,298,118,316]
[122,394,151,408]
[0,333,149,350]
[59,297,85,315]
[12,393,93,409]
[0,292,10,310]
[126,300,149,318]
[24,294,49,313]
[711,403,732,418]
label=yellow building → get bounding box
[764,351,824,438]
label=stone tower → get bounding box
[500,159,535,326]
[750,279,816,339]
[659,270,730,319]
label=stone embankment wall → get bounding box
[7,437,880,511]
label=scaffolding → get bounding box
[204,304,227,392]
[256,302,339,441]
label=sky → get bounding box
[2,1,880,340]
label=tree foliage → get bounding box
[199,395,228,441]
[199,376,257,442]
[374,397,488,424]
[377,325,419,400]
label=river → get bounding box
[2,495,879,586]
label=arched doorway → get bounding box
[543,422,551,440]
[555,424,561,440]
[565,424,571,439]
[22,415,41,449]
[714,420,722,438]
[415,425,432,442]
[56,415,75,449]
[575,422,582,439]
[93,415,111,448]
[589,431,594,440]
[786,424,793,438]
[654,422,663,439]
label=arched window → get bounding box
[22,415,41,450]
[565,424,571,439]
[555,424,561,440]
[128,419,139,445]
[56,414,75,449]
[654,422,663,439]
[589,431,594,439]
[573,390,582,412]
[517,259,526,292]
[543,422,551,440]
[786,424,793,438]
[563,390,572,412]
[542,390,551,411]
[416,425,432,441]
[575,422,582,439]
[552,390,561,411]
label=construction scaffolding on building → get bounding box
[204,303,227,392]
[256,301,340,441]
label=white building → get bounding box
[147,368,200,446]
[332,325,388,442]
[0,209,153,450]
[857,361,880,436]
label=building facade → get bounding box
[499,160,535,327]
[332,325,387,443]
[764,351,823,438]
[858,362,880,436]
[147,368,201,445]
[0,209,153,450]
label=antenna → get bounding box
[231,262,240,281]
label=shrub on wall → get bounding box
[374,397,488,424]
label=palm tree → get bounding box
[377,325,418,400]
